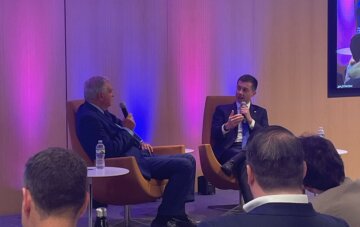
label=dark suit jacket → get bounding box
[211,102,268,160]
[76,101,151,179]
[199,203,349,227]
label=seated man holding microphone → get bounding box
[76,76,196,227]
[211,74,269,203]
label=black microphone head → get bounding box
[119,102,128,118]
[119,102,126,109]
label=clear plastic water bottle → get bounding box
[95,140,105,169]
[94,207,109,227]
[317,127,325,138]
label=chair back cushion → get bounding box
[66,99,93,166]
[202,96,235,144]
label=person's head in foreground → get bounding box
[246,125,306,197]
[350,33,360,62]
[300,135,345,194]
[22,147,88,227]
[199,127,350,226]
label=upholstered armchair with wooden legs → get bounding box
[66,100,185,226]
[199,96,243,210]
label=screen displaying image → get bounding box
[336,0,360,88]
[328,0,360,97]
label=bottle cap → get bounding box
[96,207,107,217]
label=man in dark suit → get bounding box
[211,74,268,202]
[76,76,196,227]
[200,126,349,227]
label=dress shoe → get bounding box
[151,215,198,227]
[221,160,235,176]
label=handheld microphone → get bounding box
[240,101,247,122]
[119,102,129,118]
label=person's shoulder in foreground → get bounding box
[200,125,349,227]
[199,211,349,227]
[199,206,349,227]
[300,135,360,227]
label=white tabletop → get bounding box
[336,149,348,155]
[87,166,129,178]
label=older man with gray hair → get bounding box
[76,76,196,227]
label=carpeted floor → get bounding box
[0,189,242,227]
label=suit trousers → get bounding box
[219,143,253,203]
[145,153,196,216]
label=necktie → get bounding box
[104,110,143,145]
[242,121,250,149]
[104,110,112,120]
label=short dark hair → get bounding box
[350,34,360,62]
[237,74,258,91]
[246,126,304,192]
[24,147,87,217]
[300,136,345,191]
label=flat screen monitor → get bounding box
[328,0,360,97]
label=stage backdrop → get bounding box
[1,0,359,215]
[0,0,67,215]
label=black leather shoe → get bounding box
[221,160,235,176]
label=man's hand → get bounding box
[224,110,244,130]
[141,142,153,154]
[240,105,253,123]
[122,113,136,130]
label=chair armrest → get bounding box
[93,156,163,205]
[199,144,239,190]
[153,145,185,155]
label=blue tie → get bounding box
[105,110,143,145]
[242,121,249,149]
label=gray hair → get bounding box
[84,76,109,101]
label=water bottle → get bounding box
[94,207,109,227]
[95,140,105,169]
[317,127,325,138]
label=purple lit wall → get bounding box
[66,0,259,148]
[0,0,66,214]
[0,1,266,214]
[66,0,168,142]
